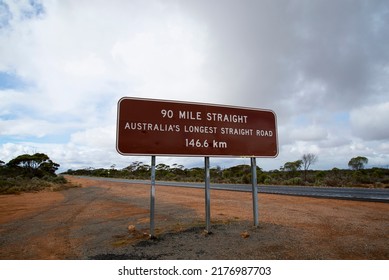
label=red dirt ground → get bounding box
[0,176,388,259]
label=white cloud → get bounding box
[289,125,328,142]
[350,102,389,140]
[109,22,210,100]
[64,54,106,78]
[0,118,62,138]
[69,126,115,149]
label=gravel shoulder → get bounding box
[0,176,388,260]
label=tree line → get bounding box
[2,152,388,191]
[64,155,389,188]
[1,153,59,178]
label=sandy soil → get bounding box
[0,176,388,260]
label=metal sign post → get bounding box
[150,155,156,238]
[251,157,259,227]
[204,156,211,233]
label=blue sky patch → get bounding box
[333,112,350,124]
[0,72,28,90]
[22,0,45,20]
[0,133,70,146]
[0,1,12,28]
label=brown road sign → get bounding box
[116,97,278,157]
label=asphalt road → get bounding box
[80,177,389,203]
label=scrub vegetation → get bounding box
[0,153,78,194]
[64,155,389,188]
[2,153,387,194]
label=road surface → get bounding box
[79,176,389,202]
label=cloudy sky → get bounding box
[1,0,388,172]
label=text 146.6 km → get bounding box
[185,139,227,149]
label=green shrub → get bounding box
[284,177,302,185]
[257,173,267,184]
[264,178,272,185]
[315,171,326,180]
[42,175,67,184]
[241,174,250,184]
[374,182,384,188]
[0,175,77,194]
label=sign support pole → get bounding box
[204,156,211,233]
[150,155,156,238]
[251,157,259,227]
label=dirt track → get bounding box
[0,176,388,259]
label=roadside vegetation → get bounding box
[64,155,389,188]
[0,153,78,194]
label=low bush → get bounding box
[0,175,79,195]
[42,175,67,184]
[283,177,303,185]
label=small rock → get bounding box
[240,231,250,239]
[128,225,136,232]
